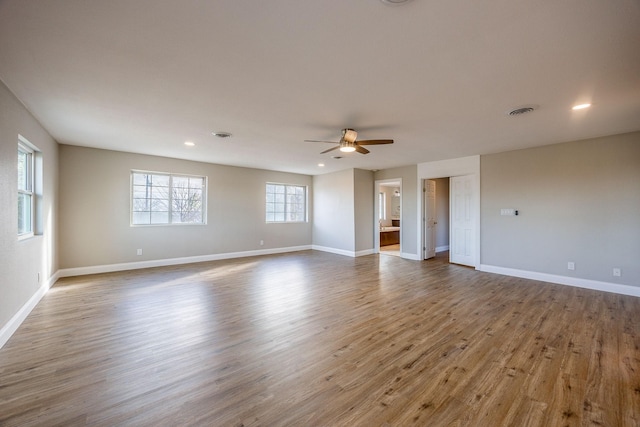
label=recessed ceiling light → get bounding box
[184,141,195,147]
[212,131,232,138]
[572,103,591,110]
[318,163,325,167]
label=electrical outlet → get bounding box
[136,248,143,256]
[259,240,264,246]
[567,262,575,271]
[613,268,621,277]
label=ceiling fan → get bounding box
[305,128,393,154]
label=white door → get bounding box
[450,175,475,267]
[424,180,436,259]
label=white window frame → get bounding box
[18,137,35,240]
[130,170,207,226]
[265,183,308,223]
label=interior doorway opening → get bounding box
[375,179,402,257]
[423,178,450,260]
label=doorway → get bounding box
[423,178,450,260]
[422,174,476,267]
[375,179,402,257]
[418,156,480,269]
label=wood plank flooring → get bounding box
[1,250,639,426]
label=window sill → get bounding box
[18,232,35,241]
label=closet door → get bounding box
[450,175,475,267]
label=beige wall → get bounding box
[481,132,640,286]
[312,169,355,252]
[354,168,374,253]
[58,145,312,269]
[0,81,59,332]
[312,168,374,255]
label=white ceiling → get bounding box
[1,0,639,175]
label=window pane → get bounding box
[133,173,150,185]
[133,186,151,199]
[265,183,306,223]
[189,178,203,189]
[152,174,170,186]
[132,212,151,225]
[151,199,169,211]
[150,211,169,224]
[132,198,150,211]
[131,171,206,226]
[18,193,32,234]
[18,151,28,190]
[151,186,169,199]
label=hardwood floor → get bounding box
[1,250,639,426]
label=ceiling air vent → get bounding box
[380,0,413,5]
[212,131,232,138]
[507,105,537,116]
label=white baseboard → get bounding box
[312,245,356,257]
[355,249,375,257]
[401,252,422,261]
[479,264,640,297]
[57,245,312,278]
[436,245,450,253]
[0,270,60,349]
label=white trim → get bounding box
[314,245,414,260]
[58,246,312,278]
[312,245,357,257]
[375,178,403,259]
[401,252,421,261]
[355,249,375,257]
[312,246,376,258]
[0,271,60,349]
[480,264,640,297]
[436,245,450,253]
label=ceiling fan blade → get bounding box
[356,139,394,146]
[320,145,340,154]
[305,139,339,144]
[355,145,370,154]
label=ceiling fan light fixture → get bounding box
[340,145,356,153]
[343,129,358,143]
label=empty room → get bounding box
[1,1,639,426]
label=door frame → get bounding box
[423,179,436,259]
[374,178,402,255]
[417,156,480,269]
